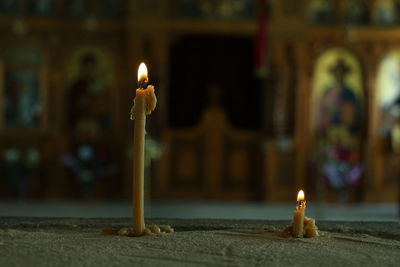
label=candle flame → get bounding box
[297,190,305,202]
[137,62,148,82]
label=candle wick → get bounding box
[297,200,306,209]
[138,78,149,89]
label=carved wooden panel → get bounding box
[222,137,262,192]
[157,107,262,200]
[170,138,205,189]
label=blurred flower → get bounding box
[4,148,20,162]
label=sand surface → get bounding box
[0,217,399,266]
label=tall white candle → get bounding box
[131,63,157,236]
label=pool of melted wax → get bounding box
[102,225,174,237]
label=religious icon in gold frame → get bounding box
[311,48,364,200]
[64,46,115,138]
[376,50,400,153]
[0,44,48,131]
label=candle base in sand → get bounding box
[283,217,320,238]
[102,225,174,237]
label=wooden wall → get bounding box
[0,0,398,202]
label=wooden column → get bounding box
[293,42,311,190]
[204,109,224,198]
[264,139,276,201]
[364,44,381,201]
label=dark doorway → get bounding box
[168,35,262,129]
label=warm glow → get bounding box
[297,190,305,202]
[137,62,148,82]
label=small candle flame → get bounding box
[138,62,148,82]
[297,190,305,202]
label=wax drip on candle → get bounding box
[131,63,154,121]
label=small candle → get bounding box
[292,190,306,238]
[131,62,157,236]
